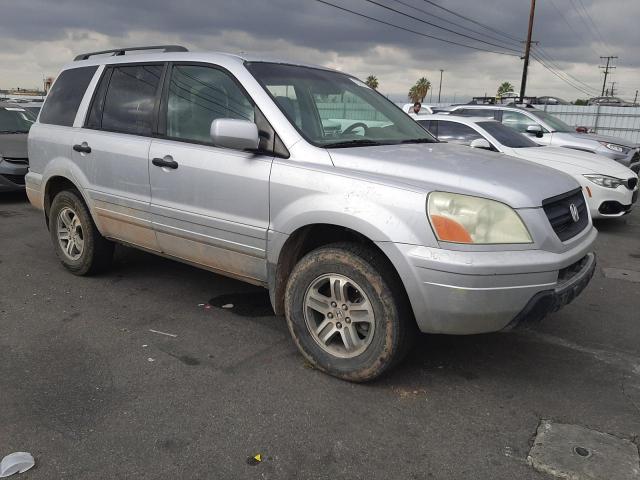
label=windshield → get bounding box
[478,121,540,148]
[0,107,34,133]
[245,62,436,147]
[530,110,574,132]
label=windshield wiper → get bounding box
[323,139,385,148]
[398,138,436,144]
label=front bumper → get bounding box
[502,252,596,330]
[585,182,638,218]
[376,226,597,335]
[0,159,28,192]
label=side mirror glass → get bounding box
[210,119,259,151]
[469,138,492,150]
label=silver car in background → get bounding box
[0,102,35,192]
[27,46,597,381]
[447,104,640,173]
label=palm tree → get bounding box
[408,77,431,102]
[497,82,515,97]
[365,75,379,90]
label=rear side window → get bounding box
[39,66,97,127]
[101,64,163,136]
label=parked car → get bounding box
[0,102,34,192]
[447,104,640,173]
[587,96,635,107]
[412,114,638,218]
[27,46,597,381]
[531,96,570,106]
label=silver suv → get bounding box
[27,46,597,381]
[448,104,640,173]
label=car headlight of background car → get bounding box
[583,174,624,189]
[427,192,533,244]
[600,142,629,154]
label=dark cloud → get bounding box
[1,0,638,99]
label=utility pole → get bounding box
[438,69,444,103]
[609,81,616,96]
[519,0,536,100]
[634,90,638,106]
[599,56,617,96]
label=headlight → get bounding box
[427,192,532,244]
[600,142,628,154]
[583,174,624,189]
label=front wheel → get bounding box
[284,243,415,382]
[49,189,114,275]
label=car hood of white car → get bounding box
[508,146,635,178]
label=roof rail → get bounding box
[74,45,188,61]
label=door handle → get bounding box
[73,143,91,154]
[152,157,179,170]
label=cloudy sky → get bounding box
[1,0,638,102]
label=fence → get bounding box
[540,105,640,144]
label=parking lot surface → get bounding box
[1,191,639,479]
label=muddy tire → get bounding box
[284,242,415,382]
[49,189,114,275]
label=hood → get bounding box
[514,146,635,178]
[567,132,639,148]
[328,142,579,208]
[0,133,28,159]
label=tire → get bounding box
[284,242,415,382]
[48,189,114,275]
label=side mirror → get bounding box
[575,126,588,134]
[210,119,259,151]
[526,124,544,138]
[469,138,492,150]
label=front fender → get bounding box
[268,160,438,265]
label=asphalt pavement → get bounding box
[1,191,639,479]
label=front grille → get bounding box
[1,174,26,185]
[542,188,589,241]
[627,177,638,190]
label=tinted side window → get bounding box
[102,64,163,136]
[39,66,98,127]
[166,65,254,144]
[436,122,483,145]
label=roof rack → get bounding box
[74,45,188,61]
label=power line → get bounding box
[418,0,521,43]
[533,46,599,95]
[546,0,601,59]
[530,53,595,97]
[574,0,612,54]
[314,0,521,56]
[389,0,522,49]
[362,0,521,53]
[568,0,611,56]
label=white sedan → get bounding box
[411,114,638,219]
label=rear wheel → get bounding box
[284,242,415,382]
[49,190,114,275]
